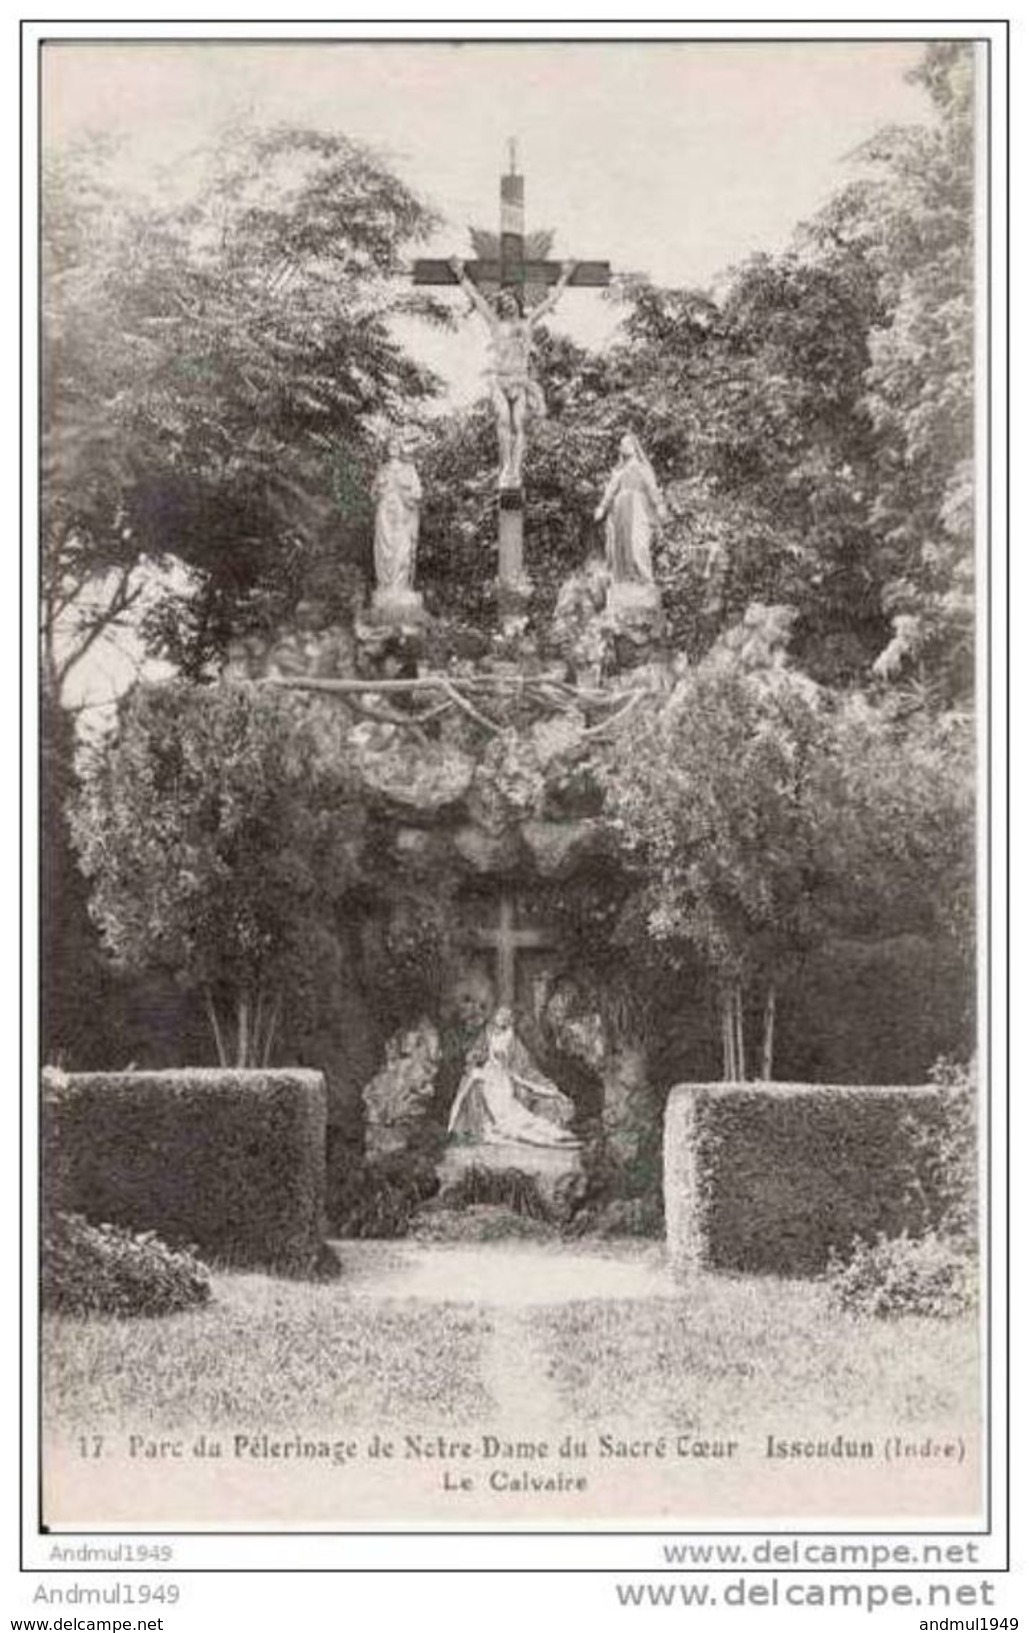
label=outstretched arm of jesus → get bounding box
[529,261,577,327]
[449,256,497,326]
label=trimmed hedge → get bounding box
[43,1068,327,1276]
[664,1083,954,1277]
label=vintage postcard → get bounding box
[30,23,1001,1559]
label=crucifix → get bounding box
[466,886,559,1011]
[413,144,611,624]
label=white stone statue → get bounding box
[372,434,423,614]
[449,256,576,488]
[594,432,668,604]
[446,1007,579,1149]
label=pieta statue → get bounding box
[447,1007,579,1149]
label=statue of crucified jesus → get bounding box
[449,255,577,489]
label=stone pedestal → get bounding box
[496,490,532,633]
[605,580,662,622]
[354,593,427,676]
[369,586,428,627]
[605,581,666,666]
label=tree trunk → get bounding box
[721,992,733,1081]
[721,982,746,1082]
[260,994,282,1066]
[761,983,776,1082]
[734,986,746,1082]
[207,985,280,1068]
[203,987,229,1067]
[236,993,250,1068]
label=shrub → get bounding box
[412,1204,556,1243]
[825,1060,978,1317]
[42,1212,211,1317]
[333,1152,440,1238]
[440,1164,550,1220]
[43,1068,327,1276]
[568,1196,664,1239]
[578,1115,665,1230]
[826,1232,977,1319]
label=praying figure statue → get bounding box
[449,255,577,488]
[373,432,422,596]
[447,1007,580,1149]
[594,432,668,590]
[370,431,426,626]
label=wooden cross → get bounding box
[413,143,610,307]
[467,887,558,1009]
[413,145,610,622]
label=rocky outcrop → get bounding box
[355,729,475,819]
[521,817,601,878]
[362,1019,441,1157]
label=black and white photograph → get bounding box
[32,24,995,1546]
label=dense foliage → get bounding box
[331,1152,441,1239]
[42,123,446,1066]
[826,1057,977,1316]
[594,620,974,1076]
[827,1231,976,1319]
[834,43,976,705]
[43,124,444,694]
[416,44,974,705]
[71,683,366,1064]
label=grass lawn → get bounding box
[529,1277,979,1435]
[42,1244,979,1441]
[44,1271,495,1429]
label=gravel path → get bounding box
[329,1239,677,1306]
[329,1239,679,1425]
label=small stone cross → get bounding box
[467,887,558,1009]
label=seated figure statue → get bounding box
[447,1007,579,1149]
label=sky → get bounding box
[43,39,932,404]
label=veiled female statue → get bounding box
[373,433,422,595]
[447,1008,580,1149]
[594,432,667,587]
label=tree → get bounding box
[42,125,444,1063]
[811,694,976,952]
[415,250,890,678]
[420,43,977,700]
[808,42,976,704]
[71,683,367,1066]
[596,624,832,1079]
[595,616,975,1080]
[43,124,446,691]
